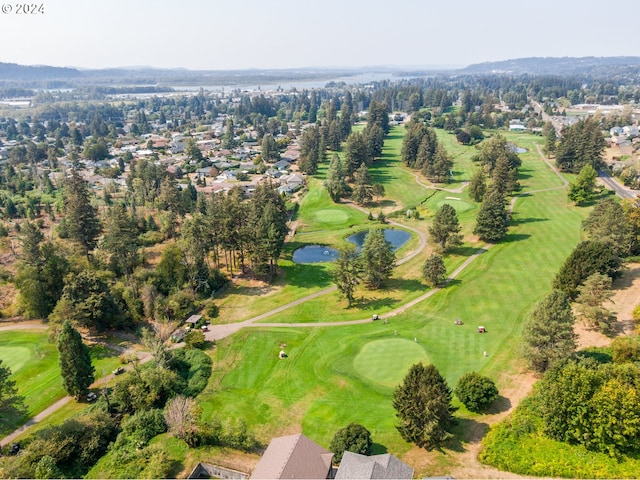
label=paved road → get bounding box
[598,169,639,199]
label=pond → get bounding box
[347,228,411,251]
[508,143,528,154]
[292,245,340,264]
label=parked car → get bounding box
[87,392,98,402]
[112,366,125,375]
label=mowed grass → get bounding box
[0,330,123,435]
[196,133,587,475]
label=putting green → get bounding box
[436,199,474,213]
[0,346,31,374]
[353,338,428,388]
[313,209,349,225]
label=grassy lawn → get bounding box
[190,131,591,477]
[0,330,123,436]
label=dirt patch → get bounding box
[574,263,640,348]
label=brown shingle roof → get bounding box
[250,433,333,479]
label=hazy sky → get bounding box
[0,0,636,70]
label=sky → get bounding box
[0,0,637,71]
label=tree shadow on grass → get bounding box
[385,278,426,294]
[445,418,490,453]
[502,233,531,243]
[89,344,120,361]
[449,245,483,258]
[352,296,396,311]
[370,442,388,455]
[166,460,185,479]
[509,216,548,226]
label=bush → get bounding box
[329,423,372,463]
[455,372,499,413]
[184,329,206,349]
[632,304,640,322]
[205,302,219,319]
[169,348,212,397]
[612,336,640,363]
[119,408,167,448]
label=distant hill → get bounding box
[0,62,83,80]
[461,56,640,76]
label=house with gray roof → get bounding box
[250,433,334,480]
[334,451,413,479]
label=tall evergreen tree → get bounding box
[360,228,395,289]
[101,204,140,276]
[299,125,321,175]
[393,363,456,450]
[521,290,577,373]
[63,169,101,255]
[468,168,487,202]
[332,247,362,307]
[473,188,509,242]
[57,320,95,399]
[422,254,447,287]
[325,153,349,202]
[351,164,373,206]
[344,131,371,177]
[429,204,462,252]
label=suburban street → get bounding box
[598,169,639,199]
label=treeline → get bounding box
[14,169,288,333]
[480,197,640,476]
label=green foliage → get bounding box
[612,336,640,363]
[0,359,26,428]
[454,372,499,413]
[57,320,95,398]
[575,273,617,334]
[329,423,372,463]
[4,409,118,479]
[63,169,101,255]
[555,116,606,173]
[184,329,206,349]
[118,408,167,448]
[468,168,486,202]
[332,246,362,307]
[535,359,640,457]
[568,163,597,205]
[552,241,622,299]
[205,301,219,319]
[351,163,373,205]
[520,291,576,373]
[473,187,509,242]
[583,198,637,256]
[421,254,446,287]
[50,270,125,331]
[168,348,213,397]
[392,363,456,450]
[325,153,349,202]
[110,365,183,414]
[472,134,521,173]
[429,203,462,252]
[360,228,395,289]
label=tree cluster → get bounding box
[401,121,453,183]
[555,117,606,173]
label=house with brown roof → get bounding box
[334,451,413,479]
[250,434,334,480]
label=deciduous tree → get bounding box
[429,204,462,252]
[422,254,446,287]
[330,423,372,463]
[454,372,498,413]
